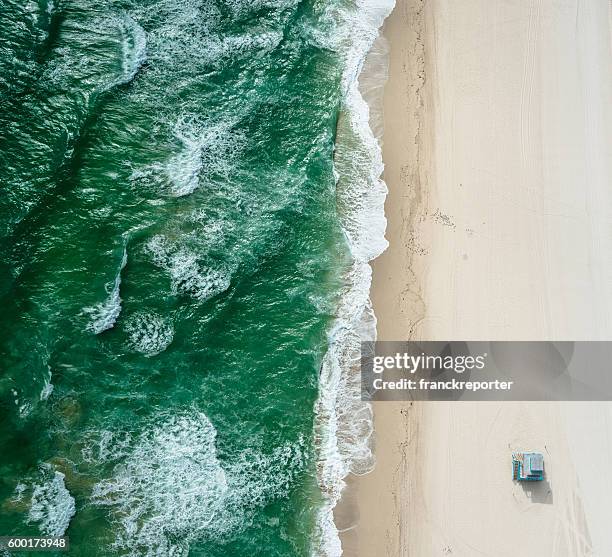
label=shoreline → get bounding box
[313,0,395,552]
[337,0,427,554]
[346,0,612,555]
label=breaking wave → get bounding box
[124,311,174,357]
[27,465,75,537]
[40,365,54,401]
[90,410,305,556]
[130,115,244,197]
[87,245,128,334]
[117,16,147,87]
[42,13,146,94]
[146,235,231,302]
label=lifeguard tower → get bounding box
[512,452,544,481]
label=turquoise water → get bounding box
[0,0,368,553]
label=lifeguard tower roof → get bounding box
[512,452,544,481]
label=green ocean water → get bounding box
[0,0,365,553]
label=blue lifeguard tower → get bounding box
[512,452,544,481]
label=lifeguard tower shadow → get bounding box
[520,473,553,504]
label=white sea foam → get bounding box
[87,245,128,334]
[92,412,226,555]
[219,30,283,61]
[101,15,148,90]
[130,115,244,197]
[91,410,305,555]
[165,117,231,197]
[116,16,147,86]
[130,0,284,83]
[12,387,32,418]
[28,466,76,537]
[42,14,146,94]
[313,0,395,554]
[81,430,133,464]
[222,0,298,17]
[146,235,231,301]
[12,483,27,502]
[40,365,54,401]
[165,130,205,197]
[124,311,174,356]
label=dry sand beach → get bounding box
[344,0,612,555]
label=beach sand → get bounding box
[344,0,612,555]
